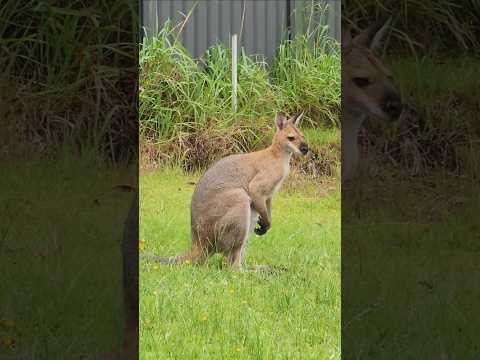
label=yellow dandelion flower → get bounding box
[201,315,208,321]
[236,347,241,352]
[229,289,234,294]
[185,260,191,264]
[153,265,159,271]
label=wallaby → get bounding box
[341,18,403,182]
[147,112,308,270]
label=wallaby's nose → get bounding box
[383,97,403,120]
[300,143,309,155]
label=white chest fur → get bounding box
[273,155,291,194]
[283,155,291,177]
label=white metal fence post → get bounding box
[231,33,238,113]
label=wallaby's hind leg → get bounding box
[228,247,245,270]
[212,190,253,270]
[224,211,250,270]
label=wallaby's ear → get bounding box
[341,19,353,52]
[353,16,392,51]
[291,111,304,127]
[275,112,288,130]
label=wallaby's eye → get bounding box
[287,136,295,141]
[353,77,370,88]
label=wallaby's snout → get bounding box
[299,142,309,155]
[383,91,403,121]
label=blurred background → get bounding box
[342,1,480,358]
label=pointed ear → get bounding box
[353,17,392,51]
[341,19,353,52]
[291,111,304,127]
[275,112,288,130]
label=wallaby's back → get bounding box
[192,153,257,210]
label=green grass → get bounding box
[390,56,480,98]
[0,0,137,159]
[0,154,135,358]
[139,168,340,359]
[303,127,339,147]
[342,174,480,358]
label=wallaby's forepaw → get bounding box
[254,222,269,236]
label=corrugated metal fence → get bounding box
[140,0,340,61]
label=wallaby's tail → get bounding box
[141,250,204,265]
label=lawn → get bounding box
[139,166,340,359]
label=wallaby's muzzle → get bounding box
[300,143,309,155]
[382,91,403,121]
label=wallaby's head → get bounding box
[342,18,403,122]
[272,112,309,156]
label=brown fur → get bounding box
[149,112,309,270]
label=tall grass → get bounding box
[0,0,137,161]
[139,3,340,171]
[140,24,276,147]
[342,0,480,57]
[273,2,340,126]
[273,37,340,127]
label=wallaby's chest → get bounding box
[271,157,290,194]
